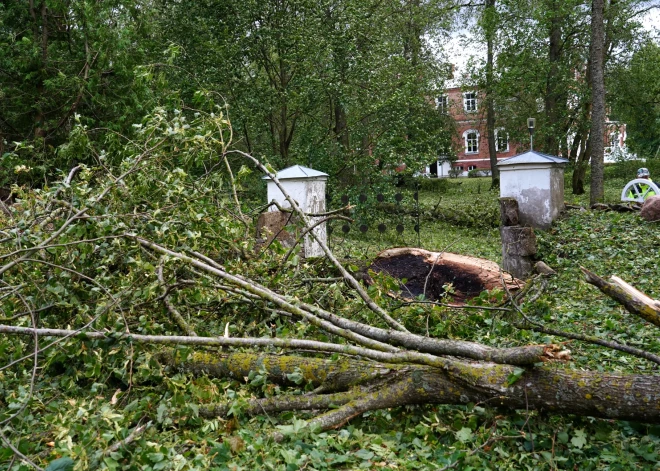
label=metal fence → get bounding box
[327,176,423,255]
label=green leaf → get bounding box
[571,429,587,449]
[354,449,374,460]
[504,368,525,387]
[455,427,474,443]
[286,369,304,385]
[45,457,75,471]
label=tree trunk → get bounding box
[485,0,499,188]
[589,0,606,205]
[160,351,660,430]
[334,99,350,151]
[568,130,582,164]
[572,133,590,195]
[544,0,562,155]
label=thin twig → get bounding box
[104,421,152,455]
[157,263,197,336]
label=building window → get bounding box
[463,130,479,154]
[463,92,477,112]
[468,165,477,171]
[495,128,509,153]
[437,95,448,114]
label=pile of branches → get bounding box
[0,110,659,468]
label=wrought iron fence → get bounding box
[327,176,422,256]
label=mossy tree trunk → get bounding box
[160,351,660,430]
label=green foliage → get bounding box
[155,0,454,181]
[44,457,75,471]
[416,177,450,193]
[0,0,157,184]
[609,39,660,159]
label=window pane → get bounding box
[438,96,448,114]
[466,132,478,153]
[495,129,508,152]
[464,92,477,112]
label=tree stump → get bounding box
[499,197,537,279]
[256,211,297,249]
[370,247,522,303]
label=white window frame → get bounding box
[468,165,477,171]
[437,95,448,114]
[495,128,509,153]
[463,92,477,112]
[463,129,480,154]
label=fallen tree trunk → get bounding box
[370,247,522,303]
[160,351,660,430]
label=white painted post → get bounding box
[264,165,328,257]
[497,151,568,229]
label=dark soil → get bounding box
[370,253,486,302]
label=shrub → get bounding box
[448,167,463,178]
[417,177,450,193]
[604,158,660,180]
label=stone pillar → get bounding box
[261,165,328,258]
[497,151,568,230]
[500,197,536,279]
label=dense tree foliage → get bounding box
[610,39,660,159]
[0,2,659,470]
[0,0,157,186]
[156,0,455,179]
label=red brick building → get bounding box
[424,86,631,177]
[430,87,518,177]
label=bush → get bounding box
[604,158,660,180]
[448,167,463,178]
[417,177,450,193]
[462,169,492,178]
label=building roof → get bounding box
[262,165,329,180]
[496,150,569,167]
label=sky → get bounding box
[440,3,659,81]
[644,7,660,32]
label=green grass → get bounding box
[331,172,650,264]
[5,168,660,471]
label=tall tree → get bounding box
[0,0,154,185]
[590,0,606,205]
[157,0,453,179]
[484,0,500,188]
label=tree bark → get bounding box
[161,351,660,430]
[573,133,591,195]
[589,0,606,205]
[485,0,499,188]
[544,0,562,155]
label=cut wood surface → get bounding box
[582,267,660,327]
[370,247,523,303]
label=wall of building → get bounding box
[442,87,519,176]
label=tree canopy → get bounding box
[0,2,659,470]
